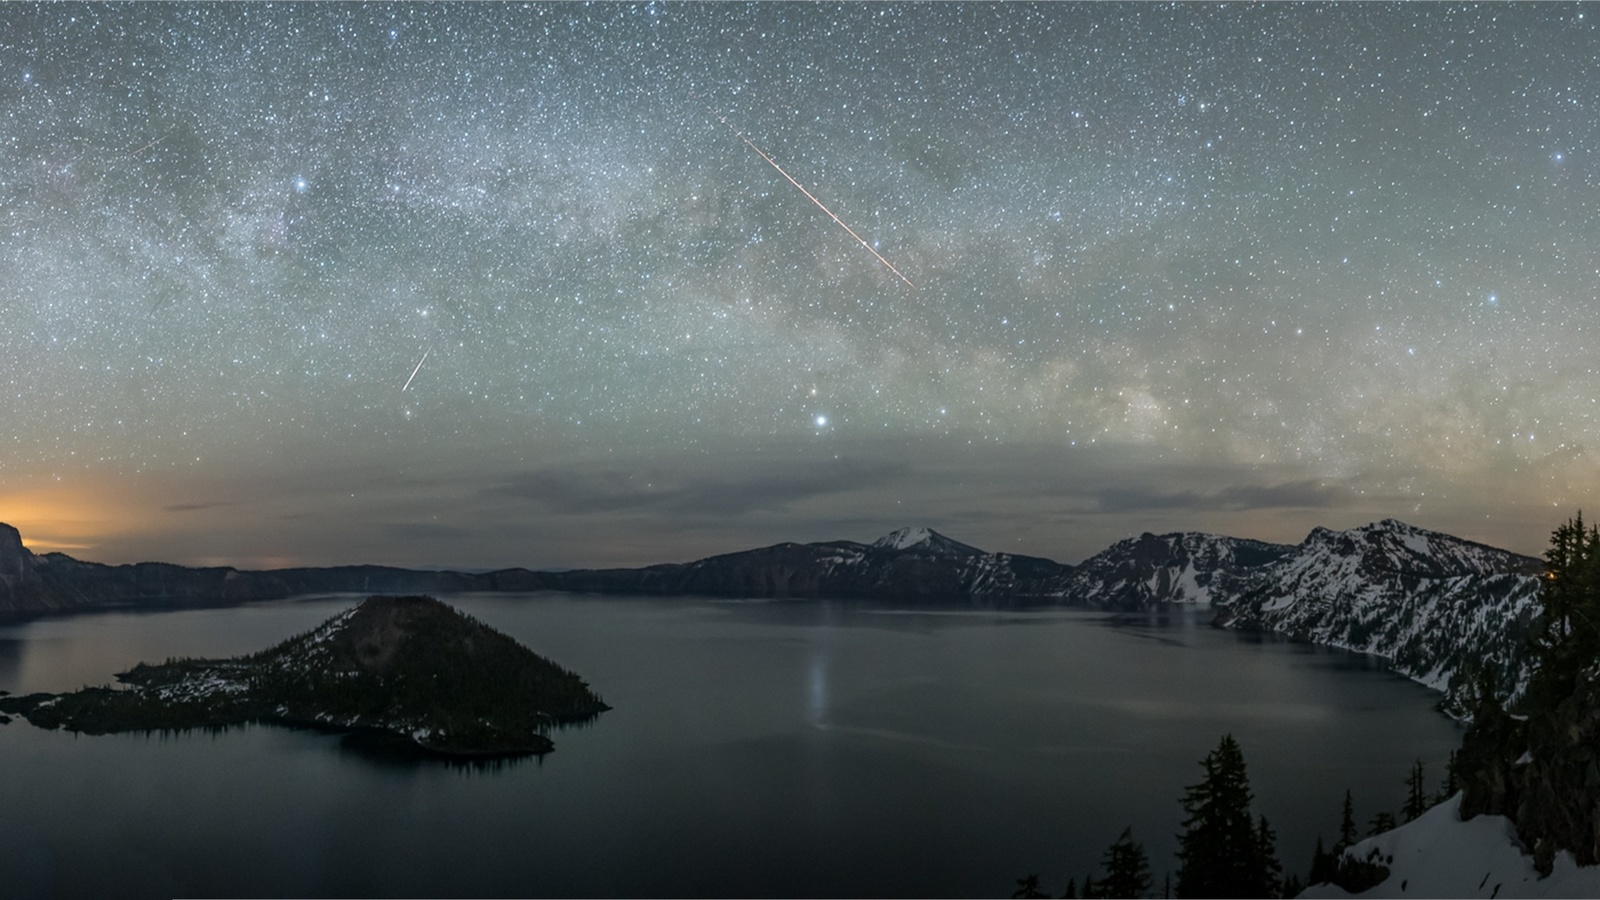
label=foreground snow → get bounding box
[1302,793,1600,898]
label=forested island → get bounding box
[0,595,608,757]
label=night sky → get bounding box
[4,2,1598,570]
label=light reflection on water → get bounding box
[0,593,1461,899]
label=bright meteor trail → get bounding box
[711,109,914,289]
[402,347,430,392]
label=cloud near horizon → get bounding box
[489,456,912,518]
[1092,480,1353,514]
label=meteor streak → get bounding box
[128,128,176,158]
[710,109,914,288]
[402,347,431,392]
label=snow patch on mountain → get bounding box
[1064,531,1295,609]
[1300,793,1600,898]
[871,527,984,557]
[875,527,935,550]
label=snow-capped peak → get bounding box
[874,527,937,550]
[1298,519,1541,579]
[870,527,983,557]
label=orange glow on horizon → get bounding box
[0,483,147,557]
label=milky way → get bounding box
[3,3,1597,567]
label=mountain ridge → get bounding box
[0,519,1548,711]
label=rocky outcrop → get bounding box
[0,523,32,579]
[0,523,54,612]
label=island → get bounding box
[0,595,609,758]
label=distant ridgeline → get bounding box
[0,519,1546,713]
[0,594,608,757]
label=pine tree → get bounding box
[1403,758,1429,821]
[1281,872,1306,898]
[1013,874,1047,899]
[1255,815,1282,898]
[1433,749,1459,805]
[1063,876,1077,899]
[1368,811,1397,836]
[1335,790,1358,852]
[1175,734,1273,898]
[1099,827,1153,898]
[1530,513,1600,706]
[1081,874,1097,899]
[1308,835,1337,885]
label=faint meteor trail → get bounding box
[127,128,176,157]
[709,108,914,288]
[402,348,431,392]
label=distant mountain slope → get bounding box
[0,519,1551,712]
[1062,530,1296,609]
[0,522,1080,612]
[1215,519,1545,713]
[529,528,1076,603]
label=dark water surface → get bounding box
[0,594,1461,898]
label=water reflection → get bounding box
[336,730,545,772]
[0,593,1465,899]
[0,637,23,686]
[808,648,829,726]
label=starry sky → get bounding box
[3,2,1598,570]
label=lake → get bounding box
[0,593,1462,898]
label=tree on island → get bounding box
[1174,734,1280,898]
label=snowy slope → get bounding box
[1217,520,1544,712]
[871,526,989,557]
[1064,531,1293,609]
[1300,794,1600,899]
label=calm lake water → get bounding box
[0,593,1462,899]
